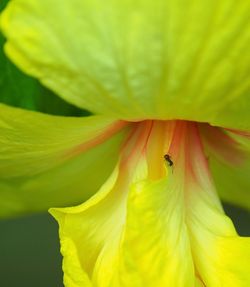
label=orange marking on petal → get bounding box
[120,121,153,167]
[65,121,129,159]
[225,128,250,139]
[199,124,246,166]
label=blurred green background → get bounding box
[0,1,249,286]
[0,214,63,287]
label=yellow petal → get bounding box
[119,178,195,286]
[0,103,128,217]
[200,124,250,210]
[61,237,93,287]
[50,122,150,287]
[51,120,250,286]
[50,165,128,286]
[183,122,250,286]
[50,121,195,287]
[1,1,250,129]
[210,155,250,211]
[187,180,250,286]
[51,174,196,287]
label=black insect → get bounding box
[164,154,173,167]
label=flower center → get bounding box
[51,119,250,287]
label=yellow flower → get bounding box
[0,0,250,286]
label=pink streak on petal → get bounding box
[199,124,245,166]
[186,123,215,191]
[65,121,129,159]
[120,121,153,168]
[225,128,250,139]
[167,121,217,195]
[167,120,183,161]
